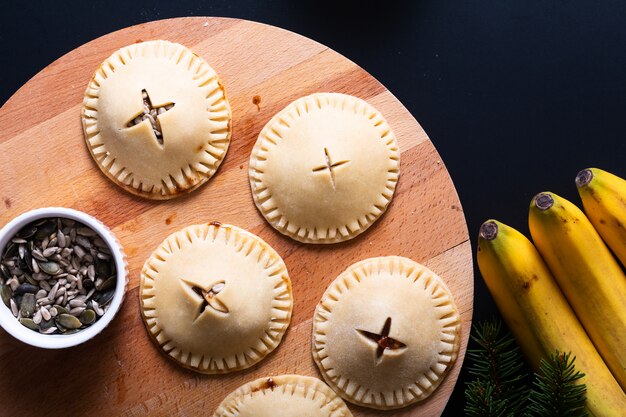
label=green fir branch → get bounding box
[464,320,530,416]
[525,351,587,417]
[465,380,513,417]
[464,319,588,416]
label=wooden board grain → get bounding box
[0,17,473,417]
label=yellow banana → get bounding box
[576,167,626,267]
[477,219,626,415]
[529,192,626,392]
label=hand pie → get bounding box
[312,256,460,409]
[249,93,400,243]
[213,375,352,417]
[82,40,231,199]
[140,223,292,373]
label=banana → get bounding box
[576,168,626,267]
[477,220,626,415]
[529,192,626,392]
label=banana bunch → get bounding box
[477,168,626,416]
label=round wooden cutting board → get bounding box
[0,17,473,417]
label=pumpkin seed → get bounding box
[19,318,39,330]
[79,309,96,325]
[1,284,11,307]
[53,304,68,315]
[56,314,82,329]
[39,262,60,275]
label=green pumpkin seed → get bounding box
[53,304,68,315]
[1,284,11,307]
[39,262,60,275]
[79,309,96,325]
[19,318,39,330]
[56,314,82,330]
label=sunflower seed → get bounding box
[35,289,47,299]
[40,326,57,334]
[37,297,52,306]
[77,227,97,237]
[11,238,27,244]
[31,258,40,273]
[39,280,51,291]
[55,231,66,248]
[69,299,86,308]
[75,236,91,249]
[42,247,57,258]
[41,307,51,321]
[32,310,42,324]
[69,306,85,317]
[87,265,95,280]
[74,245,86,258]
[10,298,18,317]
[8,277,20,291]
[48,283,59,301]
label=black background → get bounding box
[2,1,625,415]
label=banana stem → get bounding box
[534,193,554,211]
[479,221,498,240]
[576,168,593,188]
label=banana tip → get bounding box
[575,168,593,188]
[533,192,554,211]
[479,221,498,240]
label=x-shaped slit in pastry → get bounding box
[312,147,350,189]
[125,89,175,147]
[181,280,229,321]
[356,317,407,364]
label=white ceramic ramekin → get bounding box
[0,207,127,348]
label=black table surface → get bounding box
[2,1,625,415]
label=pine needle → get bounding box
[464,320,529,416]
[525,351,587,417]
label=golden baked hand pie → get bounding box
[82,40,231,199]
[213,375,353,417]
[312,256,460,410]
[249,93,400,244]
[140,223,292,373]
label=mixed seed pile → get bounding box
[0,217,116,335]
